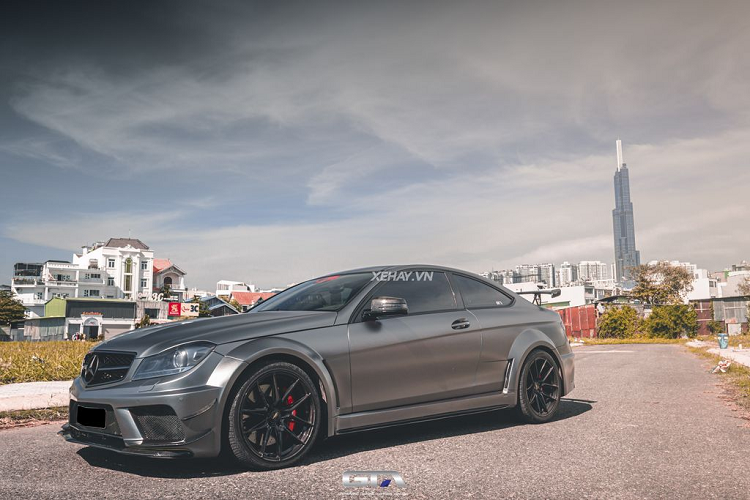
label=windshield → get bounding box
[252,273,372,312]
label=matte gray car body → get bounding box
[61,265,574,459]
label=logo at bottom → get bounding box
[342,471,406,488]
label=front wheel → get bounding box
[515,350,561,424]
[227,361,321,470]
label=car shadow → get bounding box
[76,398,594,478]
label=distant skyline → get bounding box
[2,1,749,289]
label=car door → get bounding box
[451,273,523,393]
[347,271,482,413]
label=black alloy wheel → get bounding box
[227,361,321,470]
[516,349,561,423]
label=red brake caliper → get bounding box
[287,395,296,431]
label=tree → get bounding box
[228,298,242,312]
[0,291,26,326]
[135,314,151,329]
[629,263,694,305]
[738,276,750,296]
[643,305,698,338]
[597,306,641,338]
[160,284,172,300]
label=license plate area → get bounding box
[77,405,106,428]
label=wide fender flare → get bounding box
[223,337,339,437]
[506,328,564,401]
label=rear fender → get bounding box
[506,329,564,403]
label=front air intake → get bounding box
[130,406,185,442]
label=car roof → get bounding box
[320,264,485,278]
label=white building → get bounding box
[12,260,118,318]
[556,261,578,287]
[73,238,154,301]
[152,259,187,300]
[11,238,186,317]
[505,282,596,309]
[578,261,610,282]
[216,280,256,297]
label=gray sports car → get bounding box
[61,265,575,470]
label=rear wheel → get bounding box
[515,350,561,424]
[227,361,321,470]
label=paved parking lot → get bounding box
[1,344,749,499]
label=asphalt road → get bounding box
[1,344,749,499]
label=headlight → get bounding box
[133,342,215,381]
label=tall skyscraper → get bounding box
[612,139,641,282]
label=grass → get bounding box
[570,336,685,345]
[0,406,67,430]
[0,341,95,384]
[687,345,750,413]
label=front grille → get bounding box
[130,406,185,442]
[81,351,135,386]
[70,401,121,436]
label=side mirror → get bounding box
[363,296,408,321]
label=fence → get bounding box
[557,304,597,338]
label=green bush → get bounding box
[597,305,641,339]
[643,305,698,339]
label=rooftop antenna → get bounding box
[616,139,623,171]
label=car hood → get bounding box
[94,311,338,358]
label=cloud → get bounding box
[2,1,750,287]
[5,127,747,288]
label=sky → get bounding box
[1,0,749,289]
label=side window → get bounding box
[453,274,512,308]
[373,272,457,314]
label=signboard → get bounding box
[168,302,181,316]
[181,302,200,317]
[168,302,199,317]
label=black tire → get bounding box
[227,361,321,470]
[515,349,561,424]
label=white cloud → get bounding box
[3,1,750,286]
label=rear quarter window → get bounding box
[453,274,512,309]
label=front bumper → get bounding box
[60,352,245,458]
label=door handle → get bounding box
[451,318,470,330]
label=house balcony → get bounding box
[12,278,42,286]
[46,280,78,287]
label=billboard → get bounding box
[168,302,200,317]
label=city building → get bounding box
[11,238,187,317]
[230,291,277,312]
[21,297,136,341]
[73,238,154,300]
[538,263,556,287]
[152,258,187,300]
[216,280,256,297]
[556,261,578,287]
[612,139,641,282]
[184,288,213,300]
[578,261,610,282]
[200,295,240,316]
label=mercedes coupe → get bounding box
[61,265,575,470]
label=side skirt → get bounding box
[335,391,516,434]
